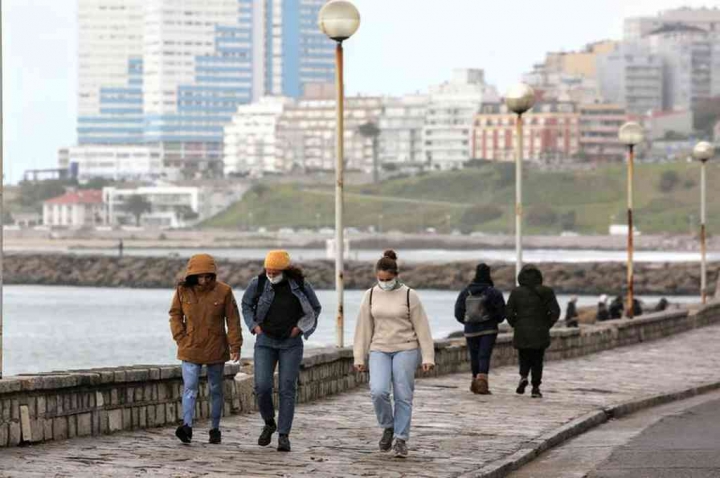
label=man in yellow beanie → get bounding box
[241,250,321,452]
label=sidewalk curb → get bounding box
[461,380,720,478]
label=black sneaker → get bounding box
[258,421,277,447]
[209,428,221,444]
[531,387,543,399]
[393,439,408,458]
[175,424,192,444]
[278,434,291,452]
[379,428,394,452]
[516,377,529,395]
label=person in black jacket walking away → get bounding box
[506,265,561,398]
[454,263,506,395]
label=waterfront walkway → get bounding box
[4,325,720,478]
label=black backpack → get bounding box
[464,290,494,324]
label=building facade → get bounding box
[473,101,580,162]
[597,43,664,114]
[43,190,105,228]
[74,0,336,180]
[104,185,202,228]
[378,94,429,170]
[624,7,720,40]
[62,144,162,181]
[424,69,493,170]
[578,104,628,162]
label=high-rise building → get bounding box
[597,43,664,114]
[378,95,429,170]
[646,24,713,111]
[255,0,336,98]
[74,0,335,180]
[77,0,144,145]
[624,7,720,40]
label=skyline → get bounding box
[2,0,717,184]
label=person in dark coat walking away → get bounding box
[564,296,579,328]
[454,263,506,395]
[609,295,624,319]
[596,295,611,322]
[506,265,561,398]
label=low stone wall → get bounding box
[1,302,719,448]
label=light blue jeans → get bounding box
[368,349,421,441]
[181,361,225,429]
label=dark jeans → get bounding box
[466,334,497,376]
[518,348,545,387]
[254,334,304,435]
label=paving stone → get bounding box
[1,325,720,477]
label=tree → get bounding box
[122,195,152,226]
[358,122,381,183]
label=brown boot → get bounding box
[470,378,480,394]
[476,374,490,395]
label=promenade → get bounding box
[3,323,720,477]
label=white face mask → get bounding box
[267,273,284,285]
[377,279,397,291]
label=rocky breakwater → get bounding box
[3,254,715,295]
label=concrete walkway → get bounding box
[4,325,720,478]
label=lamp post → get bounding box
[319,0,360,348]
[693,141,715,304]
[505,84,536,282]
[618,122,644,318]
[0,3,4,379]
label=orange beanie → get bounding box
[264,250,291,270]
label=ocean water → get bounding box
[1,285,699,377]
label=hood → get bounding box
[185,254,217,279]
[518,264,543,287]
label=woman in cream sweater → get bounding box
[353,250,435,458]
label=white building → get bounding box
[597,43,664,114]
[73,0,336,180]
[223,97,295,176]
[104,185,202,229]
[645,24,713,112]
[423,69,495,170]
[378,94,429,170]
[624,7,720,40]
[62,144,162,181]
[43,190,105,228]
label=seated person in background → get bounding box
[565,296,579,328]
[654,297,669,312]
[596,294,611,322]
[609,295,624,319]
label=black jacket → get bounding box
[506,265,561,350]
[454,282,506,335]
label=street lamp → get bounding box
[505,83,536,282]
[693,141,715,304]
[618,121,644,318]
[319,0,360,348]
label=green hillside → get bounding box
[204,162,720,234]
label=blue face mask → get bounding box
[377,279,397,291]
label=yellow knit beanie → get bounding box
[264,250,291,270]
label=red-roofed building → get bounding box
[43,190,106,228]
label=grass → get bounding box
[203,162,720,234]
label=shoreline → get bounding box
[4,253,716,296]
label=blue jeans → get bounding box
[368,349,421,441]
[181,361,225,429]
[466,333,498,376]
[254,334,304,435]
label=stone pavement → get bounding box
[4,325,720,478]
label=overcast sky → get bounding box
[2,0,716,183]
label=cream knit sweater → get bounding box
[353,285,435,366]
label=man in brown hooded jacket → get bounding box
[169,254,242,444]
